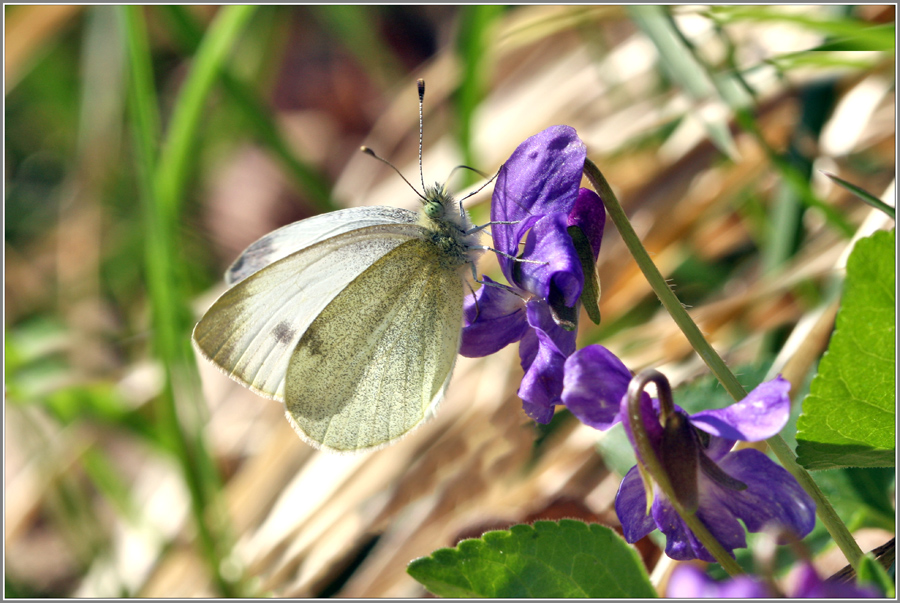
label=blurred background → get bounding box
[4,5,895,597]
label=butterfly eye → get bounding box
[424,200,443,219]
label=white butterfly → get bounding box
[193,80,488,453]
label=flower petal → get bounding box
[667,565,770,599]
[517,330,560,424]
[491,126,586,278]
[516,213,584,306]
[690,376,791,442]
[789,563,881,598]
[517,300,576,423]
[460,277,529,357]
[562,345,630,430]
[702,433,738,462]
[652,490,746,562]
[712,448,816,538]
[650,495,715,561]
[615,466,657,543]
[693,494,748,559]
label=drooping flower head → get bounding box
[614,374,816,562]
[461,126,605,424]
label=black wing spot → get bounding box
[272,320,297,344]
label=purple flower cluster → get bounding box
[461,125,604,424]
[477,125,818,564]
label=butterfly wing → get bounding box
[193,220,426,401]
[284,238,465,453]
[225,206,418,285]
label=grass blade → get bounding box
[155,5,259,217]
[160,5,335,211]
[628,5,739,159]
[119,6,247,595]
[822,171,896,220]
[454,5,505,185]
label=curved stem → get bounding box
[627,371,745,575]
[583,158,864,572]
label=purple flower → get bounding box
[616,375,816,562]
[461,126,605,424]
[667,564,769,598]
[788,563,882,598]
[560,344,632,430]
[667,563,882,598]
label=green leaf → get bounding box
[796,229,895,470]
[841,467,896,522]
[857,546,896,597]
[811,469,895,533]
[407,520,656,598]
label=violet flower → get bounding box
[787,563,882,598]
[667,563,882,598]
[667,564,769,598]
[561,344,632,430]
[460,126,605,424]
[616,374,816,562]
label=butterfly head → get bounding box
[422,183,454,220]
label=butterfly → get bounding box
[193,79,492,453]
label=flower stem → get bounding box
[583,158,864,572]
[627,371,744,575]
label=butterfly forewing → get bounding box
[226,206,418,285]
[193,222,426,401]
[284,238,465,453]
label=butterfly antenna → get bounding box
[457,168,500,209]
[417,78,427,194]
[447,164,489,182]
[360,146,427,202]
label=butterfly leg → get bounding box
[464,220,521,236]
[472,245,548,265]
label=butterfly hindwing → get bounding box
[284,238,465,453]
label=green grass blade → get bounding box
[119,6,244,596]
[119,7,160,180]
[628,5,739,159]
[646,8,857,239]
[160,5,335,211]
[155,5,259,217]
[822,171,896,220]
[311,6,402,90]
[454,5,505,185]
[707,6,894,47]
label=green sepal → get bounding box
[567,224,602,325]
